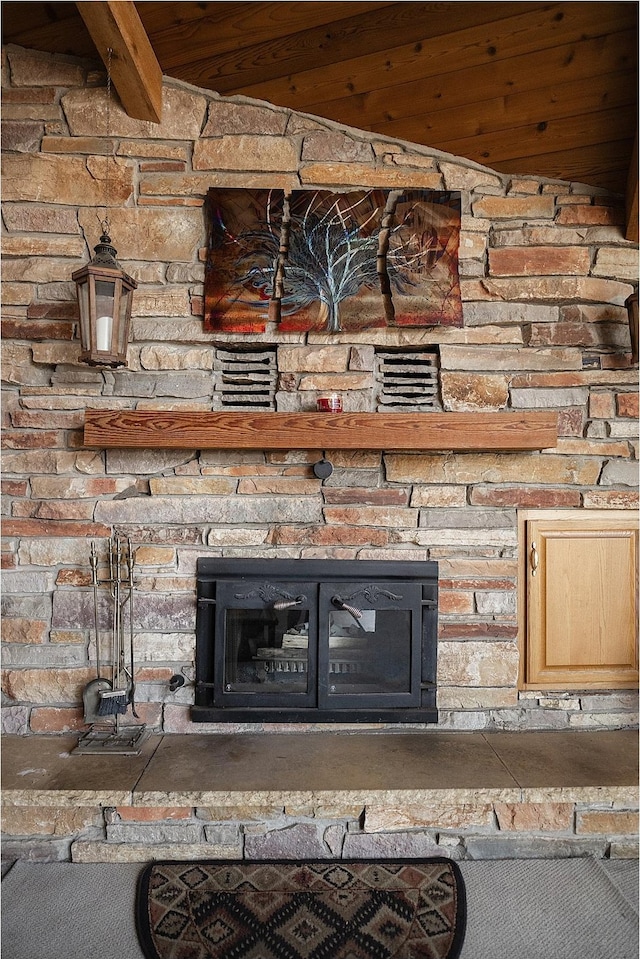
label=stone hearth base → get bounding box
[2,730,637,862]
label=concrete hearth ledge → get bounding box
[2,730,637,809]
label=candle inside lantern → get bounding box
[96,315,113,352]
[316,392,342,412]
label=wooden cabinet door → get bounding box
[523,512,638,689]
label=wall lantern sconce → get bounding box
[72,220,137,367]
[626,288,638,365]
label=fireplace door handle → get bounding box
[331,596,363,623]
[272,597,304,610]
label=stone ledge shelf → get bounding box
[83,410,558,451]
[3,731,636,810]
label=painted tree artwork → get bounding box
[204,188,285,334]
[204,187,462,334]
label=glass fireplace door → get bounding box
[213,580,317,708]
[317,581,421,708]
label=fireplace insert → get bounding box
[193,558,438,723]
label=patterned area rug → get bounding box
[136,859,466,959]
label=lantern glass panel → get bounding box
[77,277,89,326]
[76,276,93,353]
[95,279,116,352]
[116,283,129,355]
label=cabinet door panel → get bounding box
[526,516,638,688]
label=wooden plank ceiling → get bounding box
[2,1,638,235]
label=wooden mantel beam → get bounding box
[83,410,559,452]
[75,1,162,124]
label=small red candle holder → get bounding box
[316,392,343,412]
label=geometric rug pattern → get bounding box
[136,859,466,959]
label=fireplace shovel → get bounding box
[82,541,113,724]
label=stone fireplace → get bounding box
[1,44,638,742]
[1,44,638,868]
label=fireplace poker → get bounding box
[115,535,130,713]
[126,537,139,718]
[91,541,101,677]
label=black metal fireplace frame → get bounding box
[193,558,438,723]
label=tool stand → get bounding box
[74,535,148,755]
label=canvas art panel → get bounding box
[204,187,462,333]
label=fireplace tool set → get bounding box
[74,535,147,755]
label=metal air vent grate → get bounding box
[376,349,441,411]
[214,348,277,410]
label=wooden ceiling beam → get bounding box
[75,1,163,123]
[625,130,638,243]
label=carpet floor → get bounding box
[1,858,638,959]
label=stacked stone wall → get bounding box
[3,796,637,863]
[1,45,639,738]
[2,788,638,862]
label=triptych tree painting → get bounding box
[203,188,463,334]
